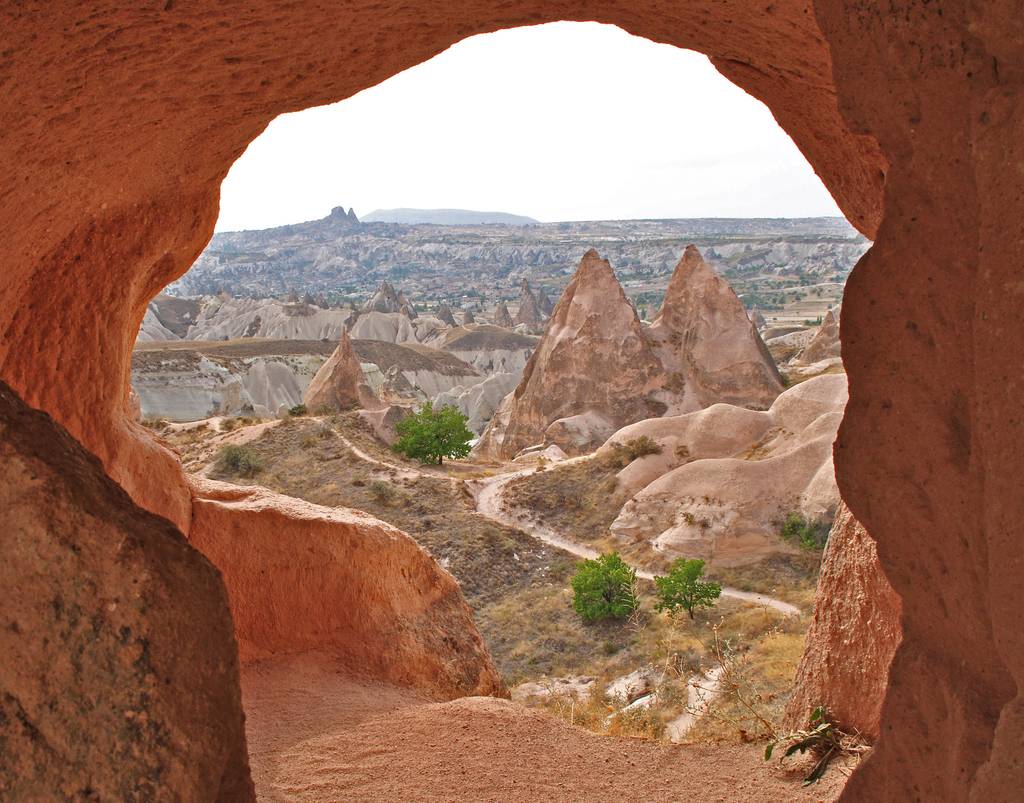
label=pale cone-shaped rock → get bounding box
[189,477,503,699]
[492,300,514,328]
[0,381,253,801]
[303,329,384,412]
[798,308,841,365]
[476,250,666,459]
[785,503,901,740]
[436,302,457,327]
[648,245,783,410]
[514,280,545,329]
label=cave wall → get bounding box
[1,1,1020,799]
[0,381,253,801]
[820,2,1024,798]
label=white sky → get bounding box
[215,22,842,232]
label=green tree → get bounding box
[571,553,639,622]
[392,402,474,465]
[654,558,722,620]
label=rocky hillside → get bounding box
[167,209,868,299]
[131,338,484,421]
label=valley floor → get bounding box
[243,652,847,802]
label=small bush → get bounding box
[217,444,262,477]
[288,404,308,417]
[368,479,396,504]
[570,552,639,622]
[623,435,662,460]
[780,513,831,551]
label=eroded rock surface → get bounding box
[189,478,503,700]
[606,373,847,566]
[476,250,667,458]
[785,504,901,740]
[0,382,253,801]
[476,247,783,459]
[647,245,783,411]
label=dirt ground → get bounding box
[242,653,848,802]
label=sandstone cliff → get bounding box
[304,329,383,412]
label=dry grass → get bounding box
[708,553,822,612]
[189,416,815,750]
[502,452,631,544]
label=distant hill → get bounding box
[362,208,539,226]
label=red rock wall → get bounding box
[817,2,1024,798]
[785,504,901,740]
[189,479,504,700]
[0,381,253,801]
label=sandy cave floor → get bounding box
[242,653,847,802]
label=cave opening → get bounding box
[6,3,1019,801]
[132,21,874,800]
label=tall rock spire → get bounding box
[649,245,783,410]
[475,250,663,458]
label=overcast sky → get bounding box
[215,22,842,232]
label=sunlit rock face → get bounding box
[646,245,783,412]
[189,478,504,700]
[476,247,783,459]
[475,250,668,458]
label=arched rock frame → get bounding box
[2,2,1020,799]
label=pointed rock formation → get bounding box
[436,303,457,327]
[514,280,545,330]
[462,309,476,325]
[400,301,418,319]
[476,250,665,458]
[286,287,299,304]
[362,281,403,314]
[648,245,783,410]
[303,330,383,412]
[536,286,554,315]
[798,308,841,365]
[749,306,767,329]
[492,300,514,328]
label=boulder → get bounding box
[0,381,253,800]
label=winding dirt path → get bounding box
[470,469,803,617]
